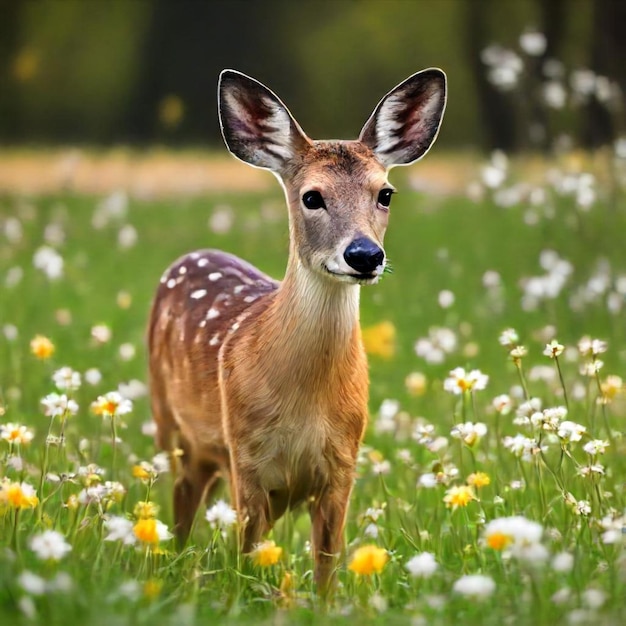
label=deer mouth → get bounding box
[324,266,380,284]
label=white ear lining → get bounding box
[359,69,447,168]
[219,70,311,172]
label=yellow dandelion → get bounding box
[133,518,159,545]
[467,472,491,488]
[134,500,159,520]
[443,485,476,510]
[250,540,283,567]
[348,544,389,575]
[143,579,163,600]
[132,465,151,481]
[362,321,396,359]
[0,480,39,509]
[30,335,55,359]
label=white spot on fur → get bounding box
[206,307,220,320]
[197,258,209,267]
[178,266,187,275]
[166,278,176,289]
[199,320,206,328]
[209,334,220,346]
[233,285,245,294]
[244,295,257,303]
[208,272,222,281]
[190,252,200,260]
[191,289,207,299]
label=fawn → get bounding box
[148,68,446,592]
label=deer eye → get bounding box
[302,191,326,210]
[377,188,394,208]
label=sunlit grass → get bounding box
[0,157,625,624]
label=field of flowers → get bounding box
[0,141,625,625]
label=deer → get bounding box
[147,68,446,593]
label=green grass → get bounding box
[0,162,625,625]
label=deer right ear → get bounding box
[359,68,447,168]
[218,70,311,173]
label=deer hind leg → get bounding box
[173,441,221,547]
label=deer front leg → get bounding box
[231,469,271,554]
[310,479,353,598]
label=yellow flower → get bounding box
[467,472,491,488]
[132,465,151,481]
[443,485,476,510]
[0,480,39,509]
[134,501,159,520]
[405,372,427,396]
[133,518,159,545]
[362,321,396,359]
[348,544,389,575]
[143,579,163,600]
[250,540,283,567]
[132,517,173,545]
[279,571,295,606]
[30,335,55,359]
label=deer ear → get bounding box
[359,69,447,168]
[218,70,311,172]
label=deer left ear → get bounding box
[359,68,447,168]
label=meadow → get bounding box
[0,150,625,625]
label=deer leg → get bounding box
[310,480,353,598]
[173,457,221,547]
[231,472,271,554]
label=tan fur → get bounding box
[148,68,446,596]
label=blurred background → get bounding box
[1,0,624,154]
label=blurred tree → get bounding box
[0,0,619,151]
[464,0,518,152]
[0,0,22,140]
[583,0,626,147]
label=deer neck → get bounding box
[261,255,361,379]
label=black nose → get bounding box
[343,237,385,274]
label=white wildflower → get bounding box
[29,530,72,561]
[405,552,438,578]
[557,420,586,443]
[41,393,79,418]
[103,516,136,545]
[450,422,487,447]
[205,500,237,530]
[453,574,496,599]
[52,366,81,392]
